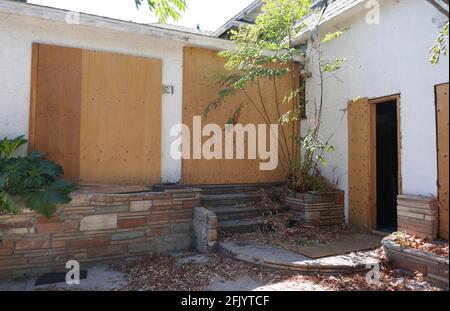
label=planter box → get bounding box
[0,187,202,280]
[286,191,345,227]
[382,237,449,289]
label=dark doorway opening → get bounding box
[376,100,399,231]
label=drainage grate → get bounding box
[35,270,88,286]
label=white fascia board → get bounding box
[0,0,304,62]
[0,0,236,51]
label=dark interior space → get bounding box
[376,100,398,231]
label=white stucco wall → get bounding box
[302,0,449,220]
[0,11,187,182]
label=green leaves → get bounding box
[0,191,19,214]
[321,58,347,72]
[135,0,187,22]
[25,180,74,218]
[321,28,349,43]
[0,136,74,218]
[0,135,27,160]
[430,21,449,65]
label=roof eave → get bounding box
[0,0,236,51]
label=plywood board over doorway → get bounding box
[182,47,300,184]
[436,83,449,239]
[347,97,373,230]
[29,43,162,185]
[347,96,402,232]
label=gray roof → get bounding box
[211,0,262,38]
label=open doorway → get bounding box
[375,99,399,231]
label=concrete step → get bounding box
[218,219,264,234]
[197,183,283,195]
[212,206,269,221]
[202,193,261,208]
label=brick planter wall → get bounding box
[286,191,345,227]
[382,237,449,289]
[397,195,438,240]
[0,188,201,280]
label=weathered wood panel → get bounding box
[347,97,374,230]
[79,50,162,185]
[31,44,82,181]
[182,47,299,184]
[436,83,449,239]
[29,44,162,185]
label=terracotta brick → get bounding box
[118,218,147,229]
[1,239,15,249]
[398,210,425,220]
[51,239,66,249]
[15,239,50,251]
[89,195,115,203]
[173,210,193,220]
[0,257,27,267]
[0,219,34,229]
[37,222,65,234]
[27,255,54,265]
[143,193,171,200]
[182,199,201,209]
[146,226,170,237]
[151,204,173,212]
[87,245,127,258]
[37,216,62,224]
[65,220,79,233]
[0,248,13,256]
[153,199,173,206]
[66,236,111,250]
[149,212,172,223]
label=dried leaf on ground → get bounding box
[388,231,449,257]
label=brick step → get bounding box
[218,219,266,234]
[212,206,269,221]
[202,193,261,208]
[197,183,283,195]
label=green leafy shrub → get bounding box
[0,136,75,218]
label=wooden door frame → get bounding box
[368,94,402,230]
[434,82,449,239]
[28,43,39,152]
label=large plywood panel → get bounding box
[79,50,162,185]
[31,44,82,181]
[182,47,299,184]
[436,83,449,239]
[348,98,373,230]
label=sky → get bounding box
[28,0,256,32]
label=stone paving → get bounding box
[0,241,380,291]
[0,265,127,291]
[220,241,379,273]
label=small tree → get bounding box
[426,0,449,64]
[206,0,347,192]
[135,0,187,22]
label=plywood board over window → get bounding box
[29,43,162,185]
[182,47,300,185]
[436,83,449,239]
